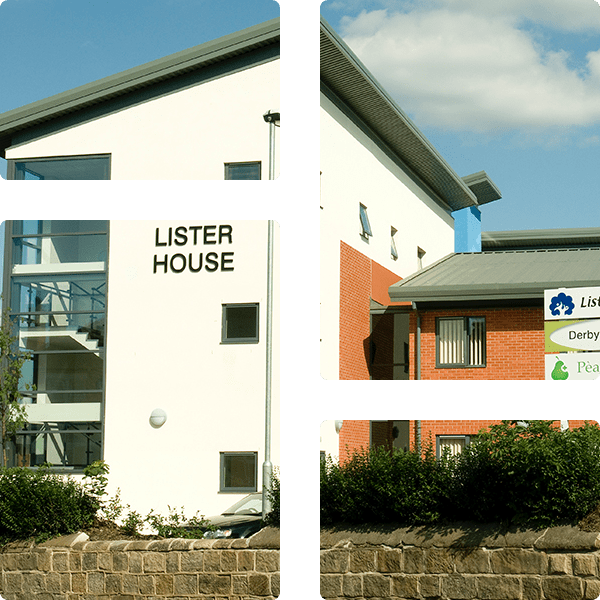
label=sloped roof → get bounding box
[482,228,600,250]
[0,19,280,157]
[320,17,501,212]
[388,248,600,303]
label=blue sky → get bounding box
[321,0,600,232]
[0,0,279,179]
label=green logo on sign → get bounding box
[551,357,569,380]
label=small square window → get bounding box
[437,435,471,459]
[222,303,259,343]
[436,317,485,367]
[359,203,373,238]
[220,452,258,492]
[224,162,261,180]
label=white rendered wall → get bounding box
[320,93,455,380]
[320,420,341,463]
[103,220,279,518]
[6,61,279,180]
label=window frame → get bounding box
[435,316,486,368]
[436,435,471,459]
[221,303,260,344]
[359,203,373,239]
[7,154,111,180]
[224,161,262,180]
[219,451,258,493]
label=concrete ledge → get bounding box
[321,524,600,552]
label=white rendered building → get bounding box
[319,18,501,380]
[2,220,279,517]
[0,20,279,180]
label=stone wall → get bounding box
[321,524,600,600]
[0,527,279,600]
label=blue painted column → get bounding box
[453,206,482,253]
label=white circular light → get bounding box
[149,408,167,429]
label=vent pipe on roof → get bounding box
[453,206,482,253]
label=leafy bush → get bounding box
[321,421,600,528]
[448,421,600,527]
[321,443,450,526]
[263,469,280,527]
[0,467,96,542]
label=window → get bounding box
[5,220,108,470]
[359,203,372,239]
[222,303,259,343]
[417,247,426,270]
[436,317,486,367]
[220,452,258,492]
[224,162,261,180]
[437,435,471,459]
[391,227,398,260]
[9,155,110,180]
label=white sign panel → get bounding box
[545,353,600,380]
[549,320,600,351]
[544,287,600,320]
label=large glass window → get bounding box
[436,317,486,367]
[5,220,108,470]
[9,156,110,180]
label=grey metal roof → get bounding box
[320,17,500,212]
[388,248,600,303]
[482,228,600,250]
[0,19,279,157]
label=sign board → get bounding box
[545,352,600,380]
[545,320,600,352]
[544,286,600,320]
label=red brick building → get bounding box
[386,229,600,380]
[336,420,597,463]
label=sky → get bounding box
[321,0,600,232]
[0,0,280,179]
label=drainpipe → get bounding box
[413,303,421,380]
[262,220,274,516]
[263,111,280,180]
[415,420,422,455]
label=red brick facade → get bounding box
[339,241,404,380]
[338,420,596,459]
[409,306,545,380]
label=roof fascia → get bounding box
[320,17,478,211]
[0,18,280,156]
[321,82,453,214]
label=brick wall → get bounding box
[339,421,371,462]
[339,242,404,380]
[336,421,597,459]
[339,242,372,380]
[321,525,600,600]
[0,528,279,600]
[410,306,544,380]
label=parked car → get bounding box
[201,492,263,539]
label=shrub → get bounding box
[0,467,96,542]
[321,443,450,526]
[321,422,600,528]
[263,469,280,527]
[448,421,600,527]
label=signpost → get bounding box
[544,287,600,380]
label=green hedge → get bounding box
[0,467,96,542]
[321,421,600,528]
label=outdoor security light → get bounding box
[149,408,167,429]
[262,110,280,126]
[335,420,343,434]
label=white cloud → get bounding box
[339,8,600,134]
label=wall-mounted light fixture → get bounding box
[149,408,167,429]
[335,420,343,434]
[263,110,280,180]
